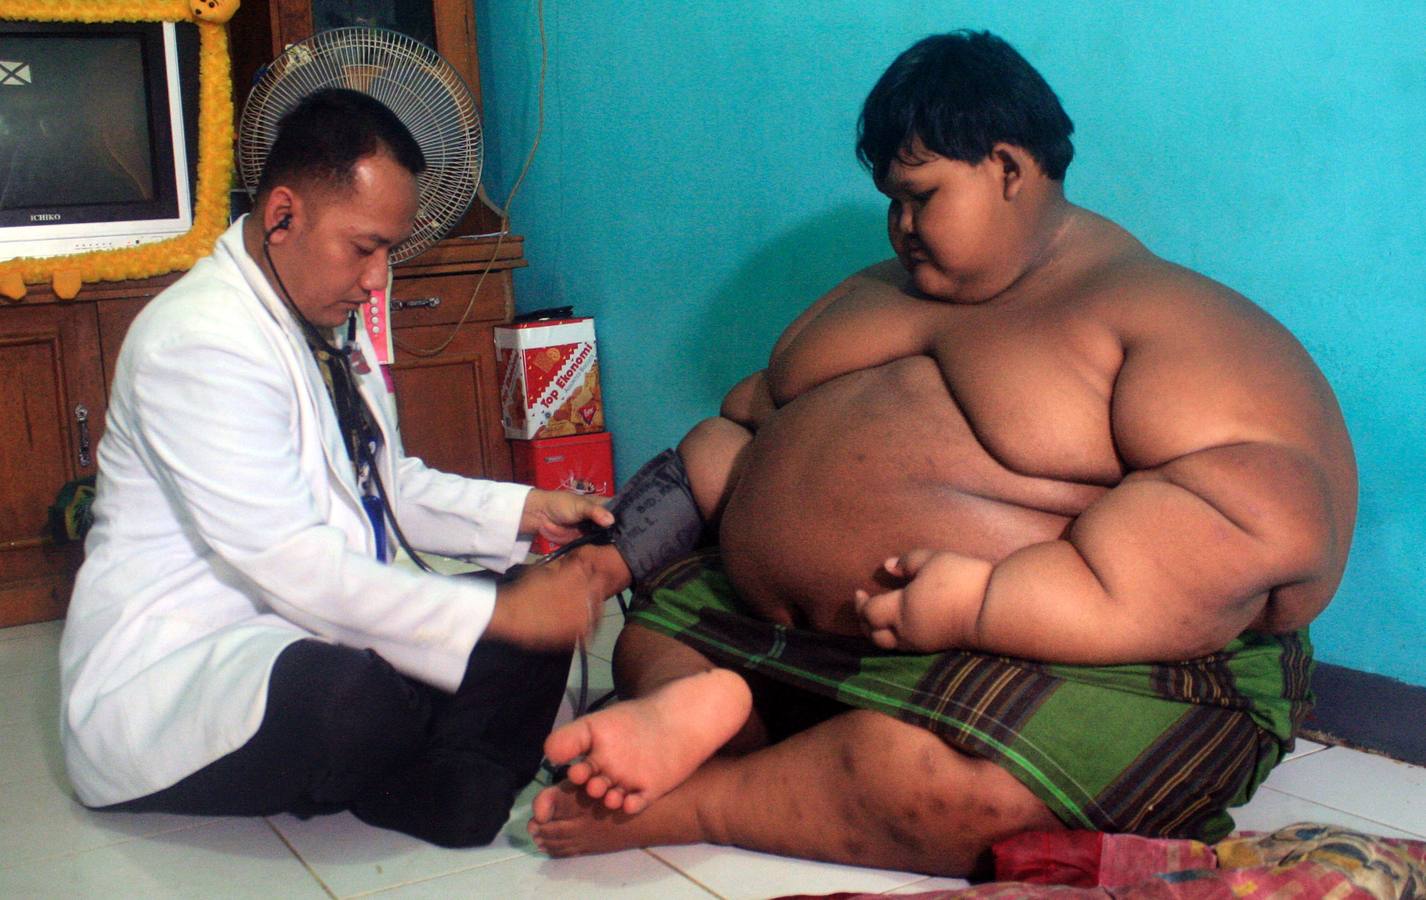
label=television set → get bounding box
[0,20,198,262]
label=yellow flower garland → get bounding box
[0,0,238,301]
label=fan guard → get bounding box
[238,27,482,263]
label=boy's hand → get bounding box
[854,549,993,652]
[519,488,615,546]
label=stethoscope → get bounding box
[262,213,435,573]
[263,214,613,722]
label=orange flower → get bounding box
[0,0,235,300]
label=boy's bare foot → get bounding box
[527,781,634,857]
[538,668,751,815]
[528,779,700,857]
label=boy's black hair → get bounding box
[255,88,426,199]
[856,31,1074,183]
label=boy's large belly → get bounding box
[719,355,1104,636]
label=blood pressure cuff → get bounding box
[528,448,704,585]
[603,449,705,583]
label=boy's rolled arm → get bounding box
[719,370,777,431]
[864,440,1338,665]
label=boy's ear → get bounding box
[990,143,1030,200]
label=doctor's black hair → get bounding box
[255,88,426,200]
[856,31,1075,183]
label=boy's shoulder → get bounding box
[1054,218,1260,328]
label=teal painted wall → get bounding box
[473,2,1426,685]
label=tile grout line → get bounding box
[1278,746,1331,765]
[0,815,223,875]
[1252,786,1426,840]
[0,623,64,644]
[335,849,565,899]
[263,817,339,899]
[643,847,733,899]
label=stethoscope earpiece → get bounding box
[263,214,293,244]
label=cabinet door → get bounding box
[389,320,510,482]
[386,268,513,481]
[0,304,106,625]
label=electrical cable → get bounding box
[396,0,547,359]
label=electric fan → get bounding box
[237,27,482,263]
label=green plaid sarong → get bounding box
[628,550,1314,843]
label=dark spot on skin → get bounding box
[885,818,924,853]
[928,796,949,815]
[789,605,810,629]
[839,792,872,826]
[919,745,942,777]
[975,801,1002,825]
[843,838,868,857]
[839,743,858,776]
[784,794,805,824]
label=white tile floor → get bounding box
[3,609,1424,898]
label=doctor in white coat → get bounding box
[59,89,619,847]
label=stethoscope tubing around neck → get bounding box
[260,229,436,573]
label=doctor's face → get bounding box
[273,153,418,329]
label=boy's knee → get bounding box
[827,710,1059,853]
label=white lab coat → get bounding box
[59,219,533,806]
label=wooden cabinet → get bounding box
[387,242,524,481]
[0,1,525,626]
[0,300,110,625]
[0,238,523,627]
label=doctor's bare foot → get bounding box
[535,668,752,815]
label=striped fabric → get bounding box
[628,550,1313,843]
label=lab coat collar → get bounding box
[215,219,375,516]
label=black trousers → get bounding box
[100,637,572,848]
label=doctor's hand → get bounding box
[853,549,993,653]
[487,555,605,651]
[519,488,615,546]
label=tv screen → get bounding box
[0,21,194,260]
[1,33,158,208]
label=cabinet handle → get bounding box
[74,404,92,468]
[392,297,441,310]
